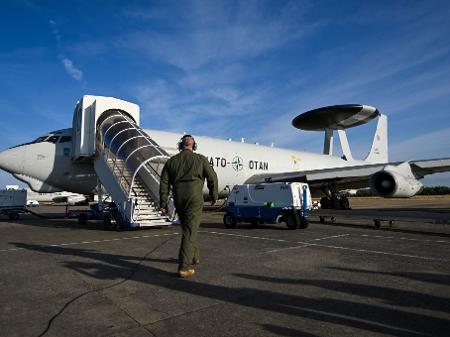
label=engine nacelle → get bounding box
[370,162,423,198]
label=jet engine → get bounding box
[370,162,423,198]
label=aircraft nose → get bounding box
[0,147,24,174]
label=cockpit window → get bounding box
[33,136,48,143]
[59,136,72,143]
[8,135,62,149]
[46,136,59,144]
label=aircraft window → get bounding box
[33,136,48,143]
[59,136,72,143]
[46,136,60,144]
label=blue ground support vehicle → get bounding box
[73,202,120,230]
[223,182,312,230]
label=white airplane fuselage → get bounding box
[0,128,365,196]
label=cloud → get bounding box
[116,1,319,139]
[390,127,450,161]
[133,77,269,138]
[61,58,83,81]
[247,9,450,148]
[48,19,84,82]
[49,19,61,42]
[115,1,316,71]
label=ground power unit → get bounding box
[223,182,312,229]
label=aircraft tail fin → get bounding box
[365,114,388,163]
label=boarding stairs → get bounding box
[131,176,167,224]
[93,109,174,228]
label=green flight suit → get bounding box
[159,150,218,271]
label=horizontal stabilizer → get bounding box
[410,157,450,178]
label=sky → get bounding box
[0,0,449,187]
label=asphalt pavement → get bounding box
[1,200,450,337]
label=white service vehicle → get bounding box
[0,188,27,220]
[224,182,312,229]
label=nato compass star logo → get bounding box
[232,156,244,171]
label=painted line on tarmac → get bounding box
[201,231,349,244]
[264,234,350,253]
[0,247,25,253]
[265,244,313,253]
[199,231,291,243]
[266,241,450,261]
[309,234,350,242]
[359,234,450,244]
[202,231,449,262]
[0,232,180,253]
[297,241,450,262]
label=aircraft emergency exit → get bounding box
[0,95,448,224]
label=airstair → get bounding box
[71,95,175,228]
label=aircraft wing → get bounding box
[245,157,450,189]
[245,163,388,189]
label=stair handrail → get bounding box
[115,135,147,159]
[128,155,169,198]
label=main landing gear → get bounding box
[320,184,351,210]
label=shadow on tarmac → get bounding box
[10,241,450,337]
[325,266,450,286]
[234,273,450,314]
[262,324,321,337]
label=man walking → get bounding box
[160,135,218,278]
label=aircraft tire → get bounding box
[223,212,237,228]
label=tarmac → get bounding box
[1,197,450,337]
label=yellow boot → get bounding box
[178,268,195,278]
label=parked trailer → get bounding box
[0,189,27,220]
[224,182,312,229]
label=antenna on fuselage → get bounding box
[292,104,383,161]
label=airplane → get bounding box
[3,185,86,206]
[0,95,449,215]
[26,190,88,205]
